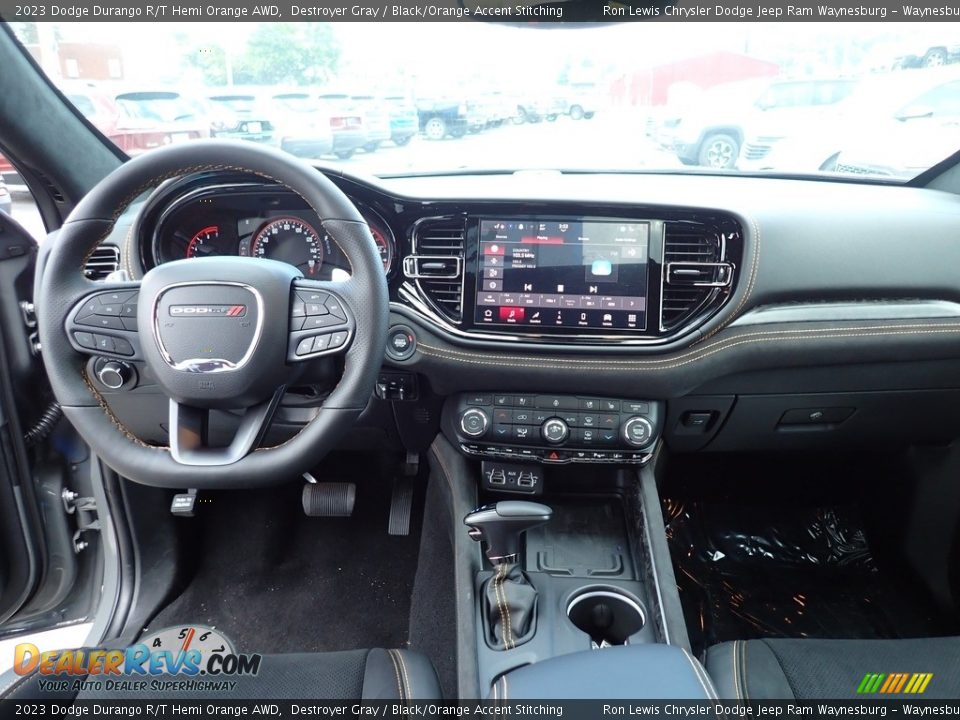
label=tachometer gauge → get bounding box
[186,226,222,259]
[360,209,395,275]
[250,217,324,276]
[369,223,392,274]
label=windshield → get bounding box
[7,21,960,180]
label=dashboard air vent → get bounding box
[405,218,465,323]
[84,245,121,280]
[660,220,731,332]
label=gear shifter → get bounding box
[464,501,553,565]
[464,501,552,651]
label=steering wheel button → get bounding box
[121,317,138,332]
[100,291,136,305]
[289,316,306,331]
[305,302,327,316]
[304,314,341,329]
[291,299,306,317]
[312,334,331,352]
[94,304,122,316]
[79,300,100,316]
[94,334,116,352]
[78,315,124,330]
[325,303,347,321]
[73,331,96,349]
[120,303,137,317]
[295,337,314,356]
[112,337,135,356]
[329,331,348,349]
[298,291,327,304]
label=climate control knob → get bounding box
[541,418,570,445]
[622,416,654,448]
[460,408,490,438]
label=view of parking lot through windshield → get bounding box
[2,21,960,239]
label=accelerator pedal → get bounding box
[388,477,414,536]
[302,480,356,517]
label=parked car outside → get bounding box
[416,96,485,139]
[556,82,602,120]
[735,68,960,176]
[270,92,335,159]
[655,78,773,169]
[316,93,367,159]
[830,73,960,179]
[0,83,159,176]
[514,97,553,124]
[205,93,275,144]
[112,90,210,153]
[893,41,960,69]
[383,94,418,146]
[737,78,859,171]
[476,91,516,128]
[348,93,391,152]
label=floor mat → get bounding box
[663,497,946,657]
[146,474,423,655]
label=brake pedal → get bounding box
[302,482,356,517]
[388,477,414,536]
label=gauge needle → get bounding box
[307,260,316,275]
[181,627,196,653]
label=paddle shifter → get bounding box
[464,501,553,651]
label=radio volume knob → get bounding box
[622,416,654,448]
[541,418,570,445]
[460,408,490,438]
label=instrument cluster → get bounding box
[146,184,396,280]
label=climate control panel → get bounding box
[447,393,662,464]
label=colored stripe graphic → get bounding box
[857,673,932,694]
[879,674,897,693]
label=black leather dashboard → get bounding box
[74,166,960,453]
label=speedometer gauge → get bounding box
[250,217,324,276]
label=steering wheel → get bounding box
[36,141,389,488]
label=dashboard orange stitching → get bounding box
[415,322,960,371]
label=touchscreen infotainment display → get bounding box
[474,219,649,332]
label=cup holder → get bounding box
[566,588,645,647]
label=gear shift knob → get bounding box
[464,501,553,565]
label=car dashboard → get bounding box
[80,166,960,464]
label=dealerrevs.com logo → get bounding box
[14,625,261,694]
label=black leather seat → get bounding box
[707,637,960,700]
[1,648,441,700]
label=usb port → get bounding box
[487,469,507,485]
[517,472,537,489]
